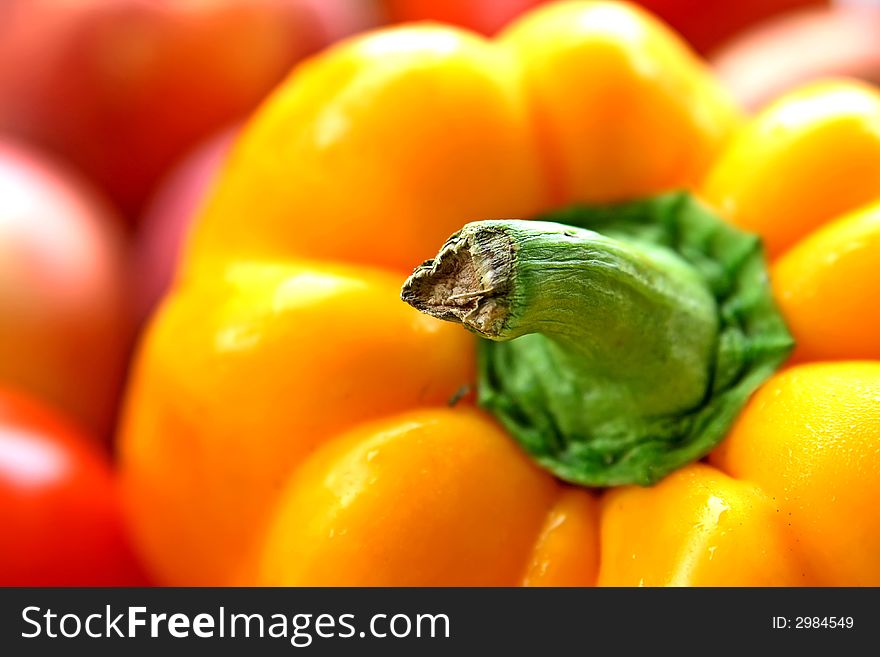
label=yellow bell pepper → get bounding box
[119,1,880,586]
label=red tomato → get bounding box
[638,0,826,53]
[380,0,544,35]
[0,388,147,586]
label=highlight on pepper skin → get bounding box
[1,0,879,588]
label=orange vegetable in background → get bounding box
[120,2,880,586]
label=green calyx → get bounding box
[401,192,793,487]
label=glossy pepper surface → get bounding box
[120,1,880,586]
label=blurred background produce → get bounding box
[0,138,128,439]
[712,1,880,110]
[378,0,826,51]
[0,0,877,586]
[0,0,375,587]
[0,0,376,220]
[133,126,237,322]
[0,386,145,585]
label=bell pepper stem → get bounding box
[402,219,718,419]
[400,194,792,487]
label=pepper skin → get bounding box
[120,2,880,586]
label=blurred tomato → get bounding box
[0,0,376,219]
[380,0,544,35]
[134,126,238,324]
[379,0,825,52]
[0,387,147,586]
[0,138,129,439]
[640,0,826,53]
[713,4,880,111]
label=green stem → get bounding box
[402,220,718,421]
[401,193,793,487]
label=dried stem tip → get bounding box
[400,221,518,339]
